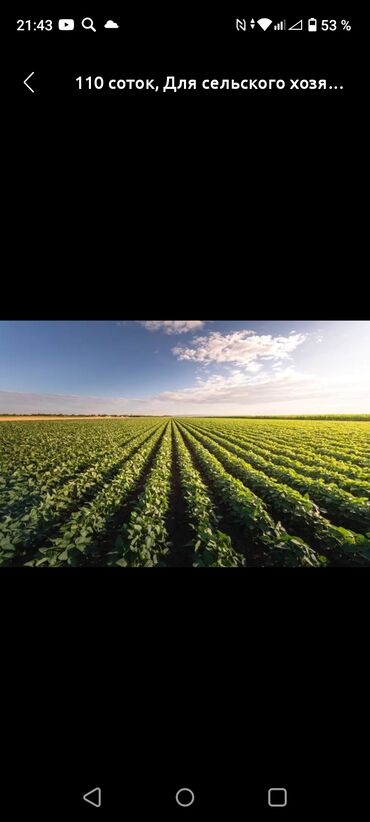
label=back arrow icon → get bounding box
[83,787,102,808]
[24,71,35,92]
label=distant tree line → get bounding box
[0,413,368,421]
[0,413,160,417]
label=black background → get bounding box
[4,3,368,818]
[12,1,364,316]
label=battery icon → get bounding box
[308,18,318,32]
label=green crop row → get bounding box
[0,417,157,473]
[189,421,370,482]
[0,416,368,567]
[177,424,321,567]
[24,423,167,567]
[188,416,370,454]
[187,424,370,534]
[0,420,160,519]
[181,423,370,560]
[0,423,165,566]
[190,422,370,496]
[173,424,244,567]
[216,424,370,469]
[109,423,173,567]
[236,426,369,459]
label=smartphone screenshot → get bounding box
[4,3,368,818]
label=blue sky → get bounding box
[0,320,369,414]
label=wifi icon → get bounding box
[257,17,273,31]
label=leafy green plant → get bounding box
[0,415,368,567]
[187,424,370,533]
[174,424,244,567]
[178,424,321,567]
[181,423,370,559]
[190,422,370,496]
[0,422,165,566]
[109,423,173,567]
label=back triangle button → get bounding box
[83,787,102,808]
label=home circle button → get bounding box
[175,788,195,807]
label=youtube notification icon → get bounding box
[58,19,75,31]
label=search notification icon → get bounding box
[82,17,96,32]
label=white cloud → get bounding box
[151,367,370,414]
[139,320,205,335]
[1,364,369,417]
[173,330,307,364]
[155,367,313,405]
[246,362,263,374]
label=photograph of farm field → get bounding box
[0,321,369,567]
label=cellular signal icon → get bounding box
[289,19,303,30]
[274,20,286,30]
